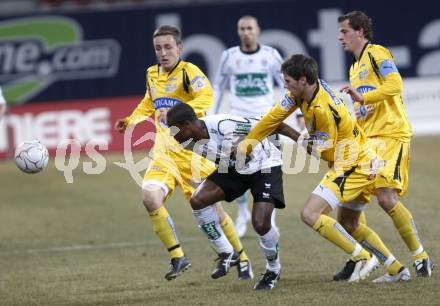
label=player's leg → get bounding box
[142,161,190,280]
[376,187,432,277]
[250,166,284,290]
[267,134,281,234]
[337,203,410,282]
[234,192,251,238]
[186,156,251,277]
[190,178,240,279]
[333,198,368,281]
[375,139,432,277]
[252,201,281,290]
[215,203,252,279]
[303,185,378,282]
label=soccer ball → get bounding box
[14,140,49,174]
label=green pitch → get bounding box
[1,136,438,305]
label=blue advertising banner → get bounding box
[0,0,439,104]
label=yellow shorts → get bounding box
[314,164,376,210]
[366,137,410,196]
[143,149,216,201]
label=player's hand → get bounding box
[229,147,251,169]
[354,104,375,120]
[114,118,127,133]
[340,85,364,104]
[157,109,168,127]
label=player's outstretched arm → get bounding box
[275,122,301,142]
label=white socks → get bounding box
[193,205,233,254]
[259,226,281,272]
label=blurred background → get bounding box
[0,0,439,158]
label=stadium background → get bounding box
[0,1,439,305]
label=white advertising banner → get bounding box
[402,77,440,135]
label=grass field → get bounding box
[1,136,439,305]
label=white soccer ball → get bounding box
[14,140,49,174]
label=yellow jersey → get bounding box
[349,43,412,141]
[125,60,213,157]
[244,79,370,171]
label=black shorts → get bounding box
[207,166,285,209]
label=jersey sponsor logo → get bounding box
[234,73,269,96]
[359,69,368,80]
[379,59,399,77]
[310,131,332,150]
[280,94,295,111]
[165,83,178,93]
[356,85,376,94]
[168,76,178,81]
[190,75,207,92]
[153,97,182,110]
[320,79,342,105]
[234,122,252,135]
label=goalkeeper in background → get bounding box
[335,10,433,282]
[115,25,252,281]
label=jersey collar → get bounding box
[239,44,260,55]
[157,59,182,76]
[351,41,370,67]
[306,81,320,109]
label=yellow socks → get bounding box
[358,211,367,225]
[388,202,427,261]
[351,222,404,275]
[149,206,184,258]
[312,215,370,260]
[220,213,249,261]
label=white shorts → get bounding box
[312,183,366,211]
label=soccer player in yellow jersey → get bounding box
[336,11,433,281]
[240,54,414,282]
[115,25,251,280]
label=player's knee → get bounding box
[142,194,162,212]
[190,193,205,210]
[377,194,398,212]
[339,218,358,234]
[300,206,318,227]
[252,216,270,235]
